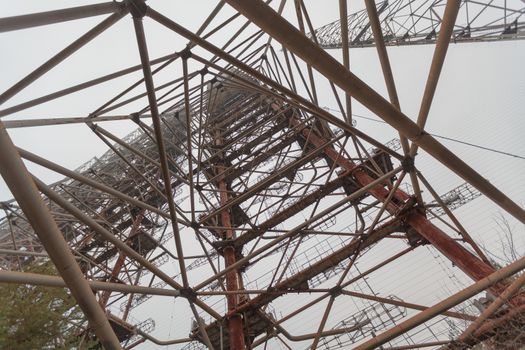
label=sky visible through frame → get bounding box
[0,1,524,349]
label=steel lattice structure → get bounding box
[0,1,524,350]
[311,0,525,49]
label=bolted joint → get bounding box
[200,67,208,76]
[401,155,415,172]
[239,258,251,272]
[130,113,141,124]
[225,312,244,322]
[127,0,148,18]
[329,285,343,297]
[194,184,203,192]
[178,47,192,60]
[211,241,226,255]
[179,287,197,302]
[190,221,200,230]
[86,121,98,132]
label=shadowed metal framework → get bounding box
[311,0,525,49]
[0,1,524,349]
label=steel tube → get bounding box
[341,290,475,321]
[220,0,525,225]
[0,2,122,32]
[338,0,352,122]
[131,12,190,285]
[383,341,451,350]
[0,11,127,105]
[136,330,192,346]
[455,271,525,342]
[354,255,525,350]
[0,122,121,349]
[410,0,462,157]
[0,270,181,297]
[2,114,150,128]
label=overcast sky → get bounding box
[0,1,524,349]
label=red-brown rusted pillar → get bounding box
[216,129,246,350]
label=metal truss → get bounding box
[311,0,525,49]
[0,1,524,350]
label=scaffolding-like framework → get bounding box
[0,1,524,350]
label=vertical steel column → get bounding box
[0,122,122,349]
[215,126,246,350]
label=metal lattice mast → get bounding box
[311,0,525,49]
[0,1,524,350]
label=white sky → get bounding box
[0,1,524,349]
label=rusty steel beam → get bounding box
[0,270,181,297]
[3,114,151,129]
[286,112,497,284]
[340,290,475,321]
[0,2,123,32]
[354,255,525,350]
[211,103,247,348]
[453,271,525,344]
[218,168,246,349]
[0,122,122,349]
[221,0,525,225]
[410,0,462,157]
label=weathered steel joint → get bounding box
[178,47,192,60]
[190,221,200,230]
[86,121,98,131]
[130,112,141,124]
[179,287,197,302]
[329,285,343,297]
[127,0,147,18]
[401,155,415,172]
